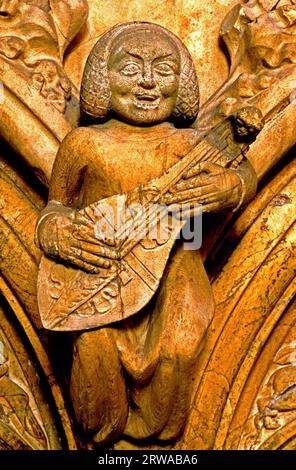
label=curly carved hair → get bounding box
[80,22,199,125]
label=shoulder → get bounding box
[59,126,107,155]
[169,126,198,140]
[60,126,104,144]
[168,127,199,153]
[177,127,198,140]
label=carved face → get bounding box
[0,0,20,19]
[108,30,181,125]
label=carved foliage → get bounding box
[239,312,296,450]
[0,0,88,112]
[0,303,62,449]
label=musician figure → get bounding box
[36,22,257,445]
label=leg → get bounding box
[122,245,215,440]
[70,327,128,445]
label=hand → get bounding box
[37,207,120,274]
[162,162,242,212]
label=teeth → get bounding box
[134,99,160,110]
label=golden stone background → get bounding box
[65,0,238,104]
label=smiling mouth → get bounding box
[134,94,160,110]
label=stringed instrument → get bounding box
[38,121,247,331]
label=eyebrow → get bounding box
[154,54,174,60]
[125,51,144,61]
[125,52,176,61]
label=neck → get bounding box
[96,118,175,131]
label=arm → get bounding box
[231,158,258,211]
[162,156,258,213]
[36,128,119,273]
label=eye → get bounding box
[153,63,175,75]
[120,62,141,76]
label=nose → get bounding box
[0,0,8,9]
[0,0,11,14]
[139,64,156,89]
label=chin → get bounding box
[124,107,172,127]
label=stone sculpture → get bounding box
[36,21,257,445]
[0,0,294,450]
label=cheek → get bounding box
[8,2,18,15]
[109,72,137,97]
[158,76,179,97]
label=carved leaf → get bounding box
[274,343,296,365]
[50,0,89,58]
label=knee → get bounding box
[69,329,129,442]
[70,378,128,442]
[162,289,214,364]
[162,302,215,366]
[92,410,128,445]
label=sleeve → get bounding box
[232,158,258,212]
[48,128,88,207]
[35,128,88,253]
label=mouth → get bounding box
[134,94,160,110]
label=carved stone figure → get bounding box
[36,22,258,445]
[0,0,295,452]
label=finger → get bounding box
[69,258,102,274]
[199,202,222,213]
[183,162,222,179]
[175,173,225,191]
[86,227,117,246]
[81,219,117,246]
[195,193,223,204]
[80,251,112,269]
[183,164,204,179]
[173,177,200,191]
[95,235,117,246]
[164,187,204,204]
[177,204,203,219]
[73,226,117,246]
[73,227,97,243]
[165,186,220,204]
[76,207,97,225]
[79,241,119,260]
[183,172,241,190]
[174,179,218,192]
[197,186,239,204]
[201,200,236,213]
[74,211,116,244]
[71,238,119,259]
[71,247,112,269]
[198,161,223,174]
